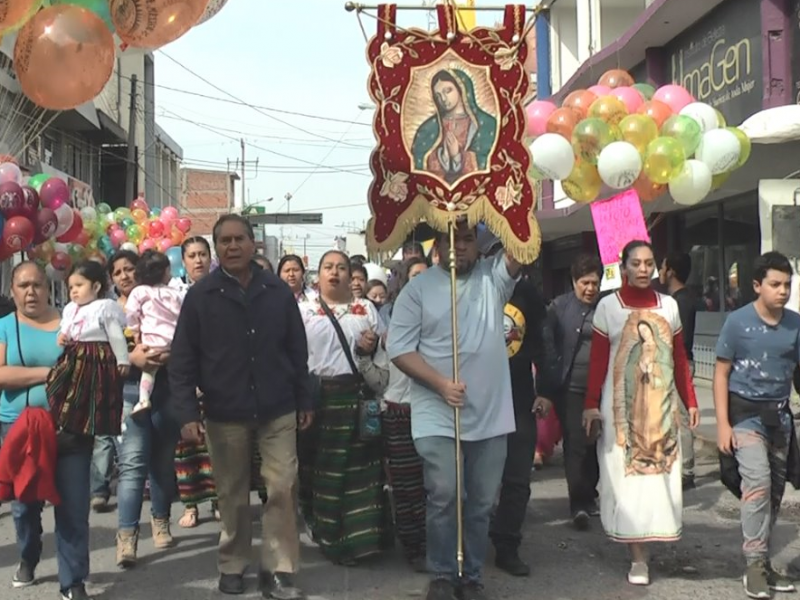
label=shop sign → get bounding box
[666,0,762,126]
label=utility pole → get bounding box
[125,74,138,202]
[229,143,259,212]
[240,138,246,210]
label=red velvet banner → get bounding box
[365,3,540,263]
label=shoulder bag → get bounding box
[318,299,381,441]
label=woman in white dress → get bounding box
[582,240,700,586]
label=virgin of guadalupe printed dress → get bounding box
[584,285,697,543]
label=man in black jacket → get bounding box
[170,215,312,600]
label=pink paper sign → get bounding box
[589,190,650,266]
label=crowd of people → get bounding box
[0,213,797,600]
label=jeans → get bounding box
[90,436,118,501]
[117,382,180,530]
[555,390,599,514]
[0,422,92,594]
[415,435,507,584]
[733,412,791,564]
[679,361,697,479]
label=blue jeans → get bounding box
[414,435,507,584]
[90,436,118,500]
[116,382,179,530]
[0,422,92,593]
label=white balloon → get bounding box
[668,159,712,206]
[679,102,719,133]
[120,242,139,254]
[197,0,229,25]
[0,162,21,185]
[54,204,74,238]
[530,133,575,180]
[696,129,741,174]
[597,141,642,189]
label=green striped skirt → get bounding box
[299,377,390,564]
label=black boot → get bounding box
[495,547,530,577]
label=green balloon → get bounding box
[46,0,115,32]
[96,202,112,215]
[644,137,686,184]
[571,118,615,165]
[27,173,48,192]
[633,83,656,101]
[661,115,702,157]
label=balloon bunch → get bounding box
[526,69,752,206]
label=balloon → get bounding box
[0,0,42,35]
[130,196,149,213]
[33,207,58,243]
[74,229,90,247]
[715,109,727,129]
[14,5,115,111]
[19,187,40,220]
[39,177,69,210]
[0,182,24,218]
[126,224,145,245]
[120,242,138,254]
[157,238,174,252]
[121,217,135,229]
[611,87,644,113]
[57,209,83,243]
[597,69,634,89]
[114,207,131,223]
[174,265,186,279]
[562,90,597,120]
[652,84,694,114]
[51,251,72,272]
[633,172,667,202]
[679,102,719,133]
[0,162,22,185]
[696,129,741,175]
[148,220,165,238]
[161,206,179,222]
[131,208,148,224]
[96,202,112,215]
[139,238,157,253]
[111,0,210,49]
[633,83,656,101]
[67,243,86,263]
[525,100,557,138]
[545,107,580,139]
[48,0,114,31]
[562,160,602,203]
[637,100,673,129]
[3,216,34,252]
[588,96,627,126]
[530,133,575,180]
[669,159,712,206]
[618,114,658,155]
[150,207,162,218]
[196,0,228,25]
[54,203,75,237]
[45,264,66,282]
[169,228,185,246]
[110,228,127,249]
[711,171,731,191]
[571,118,615,165]
[26,173,48,192]
[661,115,702,157]
[597,141,643,189]
[166,246,183,270]
[727,127,752,168]
[643,137,686,184]
[587,84,612,97]
[80,205,97,223]
[175,218,192,234]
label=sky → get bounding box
[153,0,496,262]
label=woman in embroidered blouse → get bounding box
[298,250,390,566]
[279,254,316,303]
[582,240,700,587]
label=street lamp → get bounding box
[358,102,376,111]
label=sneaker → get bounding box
[495,549,530,577]
[259,571,304,599]
[627,562,650,586]
[12,561,35,588]
[151,517,174,549]
[587,499,600,517]
[766,561,796,593]
[219,573,245,595]
[90,497,109,513]
[743,561,770,599]
[425,579,458,600]
[60,584,90,600]
[572,510,590,531]
[116,528,138,568]
[460,581,487,600]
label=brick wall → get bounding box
[180,168,237,236]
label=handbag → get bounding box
[318,299,382,441]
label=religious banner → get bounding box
[365,3,540,262]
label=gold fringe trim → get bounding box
[367,193,541,264]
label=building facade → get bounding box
[180,167,239,236]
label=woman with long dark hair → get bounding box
[278,254,315,302]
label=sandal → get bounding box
[178,506,199,528]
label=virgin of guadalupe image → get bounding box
[622,319,679,475]
[411,68,497,185]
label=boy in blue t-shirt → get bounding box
[714,251,800,599]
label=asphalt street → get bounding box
[1,445,799,600]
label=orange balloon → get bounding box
[562,89,598,120]
[633,172,667,202]
[637,100,673,129]
[14,5,115,111]
[110,0,209,50]
[598,69,635,89]
[0,0,42,35]
[546,107,580,139]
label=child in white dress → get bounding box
[125,250,185,415]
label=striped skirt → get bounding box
[47,341,123,437]
[383,402,426,561]
[299,377,390,564]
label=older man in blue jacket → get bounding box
[170,214,312,600]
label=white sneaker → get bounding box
[627,562,650,586]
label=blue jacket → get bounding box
[169,266,311,427]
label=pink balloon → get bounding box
[652,84,694,113]
[0,182,24,218]
[175,217,192,233]
[33,208,58,243]
[19,186,39,220]
[157,238,173,252]
[161,206,179,221]
[525,100,557,138]
[611,86,644,113]
[588,85,612,96]
[110,229,127,249]
[139,238,157,253]
[39,178,69,210]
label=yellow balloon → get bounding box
[643,137,685,184]
[131,208,148,224]
[727,127,751,168]
[571,118,615,165]
[715,109,727,129]
[562,160,602,203]
[618,114,658,155]
[588,96,628,127]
